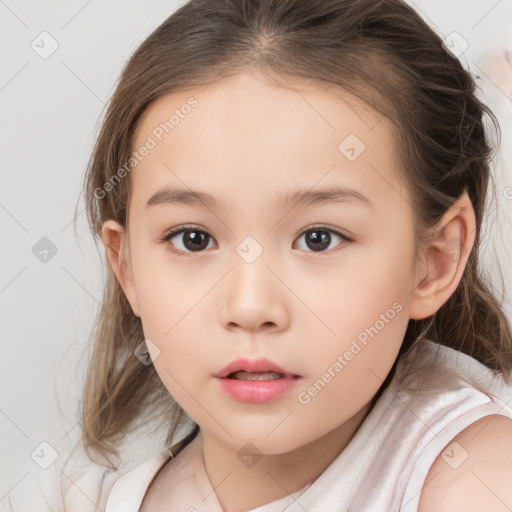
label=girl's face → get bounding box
[123,69,421,454]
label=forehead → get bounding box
[134,70,387,148]
[129,69,405,215]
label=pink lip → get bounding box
[214,357,300,378]
[213,357,301,404]
[216,375,299,403]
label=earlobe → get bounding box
[101,219,141,318]
[409,190,476,320]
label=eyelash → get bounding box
[158,224,353,257]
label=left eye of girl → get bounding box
[158,225,352,256]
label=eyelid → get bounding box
[158,224,211,243]
[297,224,353,243]
[293,224,353,254]
[158,224,214,257]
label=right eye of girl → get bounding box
[159,226,215,256]
[158,224,352,257]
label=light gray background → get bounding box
[1,0,511,505]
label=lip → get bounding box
[214,358,300,378]
[216,375,299,403]
[213,357,301,404]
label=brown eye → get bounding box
[160,224,351,257]
[294,227,350,253]
[161,227,215,254]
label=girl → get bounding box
[18,0,512,510]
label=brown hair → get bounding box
[79,0,512,467]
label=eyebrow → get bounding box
[145,186,373,210]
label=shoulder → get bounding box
[418,414,512,512]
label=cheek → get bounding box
[140,303,211,413]
[314,242,414,337]
[131,243,210,333]
[129,248,213,391]
[301,240,414,393]
[295,293,408,430]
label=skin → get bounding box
[102,68,477,511]
[418,415,512,511]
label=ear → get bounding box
[409,190,476,320]
[101,219,141,317]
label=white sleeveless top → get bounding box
[104,340,512,512]
[4,340,512,512]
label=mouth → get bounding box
[213,358,301,403]
[215,370,300,403]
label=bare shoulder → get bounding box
[417,414,512,512]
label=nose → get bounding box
[218,253,290,333]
